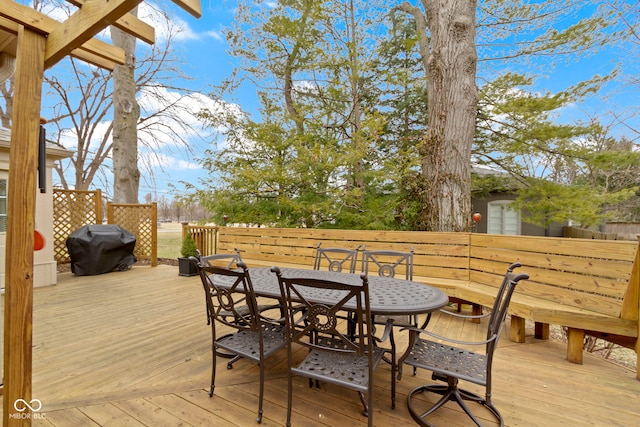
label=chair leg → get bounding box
[210,341,217,397]
[256,362,264,424]
[358,391,369,417]
[286,363,293,427]
[227,354,241,370]
[407,376,504,427]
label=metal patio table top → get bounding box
[216,267,449,316]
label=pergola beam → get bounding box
[172,0,202,18]
[66,0,155,44]
[45,0,145,69]
[0,1,125,69]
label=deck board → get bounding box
[1,264,639,426]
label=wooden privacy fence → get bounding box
[53,189,158,266]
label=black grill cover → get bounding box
[66,224,137,275]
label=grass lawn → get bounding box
[157,226,183,259]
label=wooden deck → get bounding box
[1,264,639,426]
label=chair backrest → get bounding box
[193,259,260,332]
[273,268,373,358]
[486,262,529,354]
[361,247,414,280]
[313,243,361,273]
[198,248,243,269]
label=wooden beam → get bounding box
[0,0,49,35]
[74,37,125,66]
[45,0,144,69]
[66,0,155,45]
[172,0,202,18]
[70,48,117,71]
[3,25,45,425]
[0,0,125,68]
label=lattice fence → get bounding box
[107,202,158,266]
[54,189,158,267]
[53,189,103,263]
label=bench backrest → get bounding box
[217,227,640,320]
[217,228,470,280]
[469,234,638,318]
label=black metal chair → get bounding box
[192,260,287,424]
[272,267,396,427]
[361,246,414,281]
[362,247,418,369]
[398,262,529,427]
[313,242,361,273]
[194,250,283,363]
[198,248,242,268]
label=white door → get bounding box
[487,201,520,235]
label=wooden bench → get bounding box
[214,227,640,379]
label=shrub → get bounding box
[180,232,198,258]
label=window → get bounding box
[487,200,520,235]
[0,179,5,232]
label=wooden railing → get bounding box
[182,223,219,257]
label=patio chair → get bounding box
[192,260,287,424]
[193,250,283,365]
[361,247,417,369]
[272,267,396,427]
[361,246,414,282]
[198,248,242,269]
[398,262,529,427]
[313,242,361,273]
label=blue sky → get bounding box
[46,1,640,202]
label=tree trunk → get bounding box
[398,0,478,231]
[111,15,140,204]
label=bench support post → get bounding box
[636,337,639,381]
[510,315,526,343]
[534,322,549,340]
[566,328,584,365]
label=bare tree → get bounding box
[33,5,207,198]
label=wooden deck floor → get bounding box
[1,264,639,426]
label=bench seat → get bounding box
[417,276,639,365]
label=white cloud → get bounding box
[139,2,223,44]
[140,152,200,170]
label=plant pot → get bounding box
[178,257,198,277]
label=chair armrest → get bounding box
[401,325,498,347]
[374,318,395,344]
[440,307,491,320]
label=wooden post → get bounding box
[566,327,585,365]
[534,322,550,340]
[509,315,526,343]
[636,236,640,381]
[3,26,46,425]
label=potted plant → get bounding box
[178,231,199,276]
